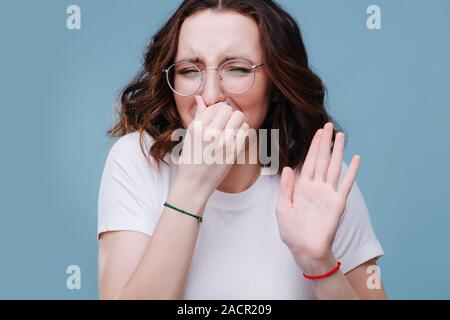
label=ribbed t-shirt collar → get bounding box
[207,172,278,210]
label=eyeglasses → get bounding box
[162,58,265,97]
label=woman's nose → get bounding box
[199,68,226,106]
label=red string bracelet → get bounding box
[302,261,342,280]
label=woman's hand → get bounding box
[275,122,361,274]
[176,95,249,198]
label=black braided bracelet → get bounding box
[163,201,203,223]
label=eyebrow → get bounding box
[174,56,255,65]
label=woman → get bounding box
[98,0,386,299]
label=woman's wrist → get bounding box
[167,175,212,216]
[293,252,339,277]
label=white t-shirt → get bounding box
[97,131,384,299]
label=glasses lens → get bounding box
[167,62,202,96]
[220,59,255,94]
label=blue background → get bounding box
[0,0,448,299]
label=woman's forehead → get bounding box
[176,10,262,63]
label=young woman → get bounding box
[97,0,386,299]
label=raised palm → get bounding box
[276,122,361,263]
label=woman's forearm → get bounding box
[117,177,211,299]
[295,254,360,300]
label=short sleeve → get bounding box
[97,132,164,239]
[331,161,384,274]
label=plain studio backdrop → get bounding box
[0,0,448,299]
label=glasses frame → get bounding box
[162,58,265,97]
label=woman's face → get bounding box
[173,9,271,130]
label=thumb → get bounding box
[194,95,207,118]
[279,166,295,209]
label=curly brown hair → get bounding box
[107,0,344,174]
